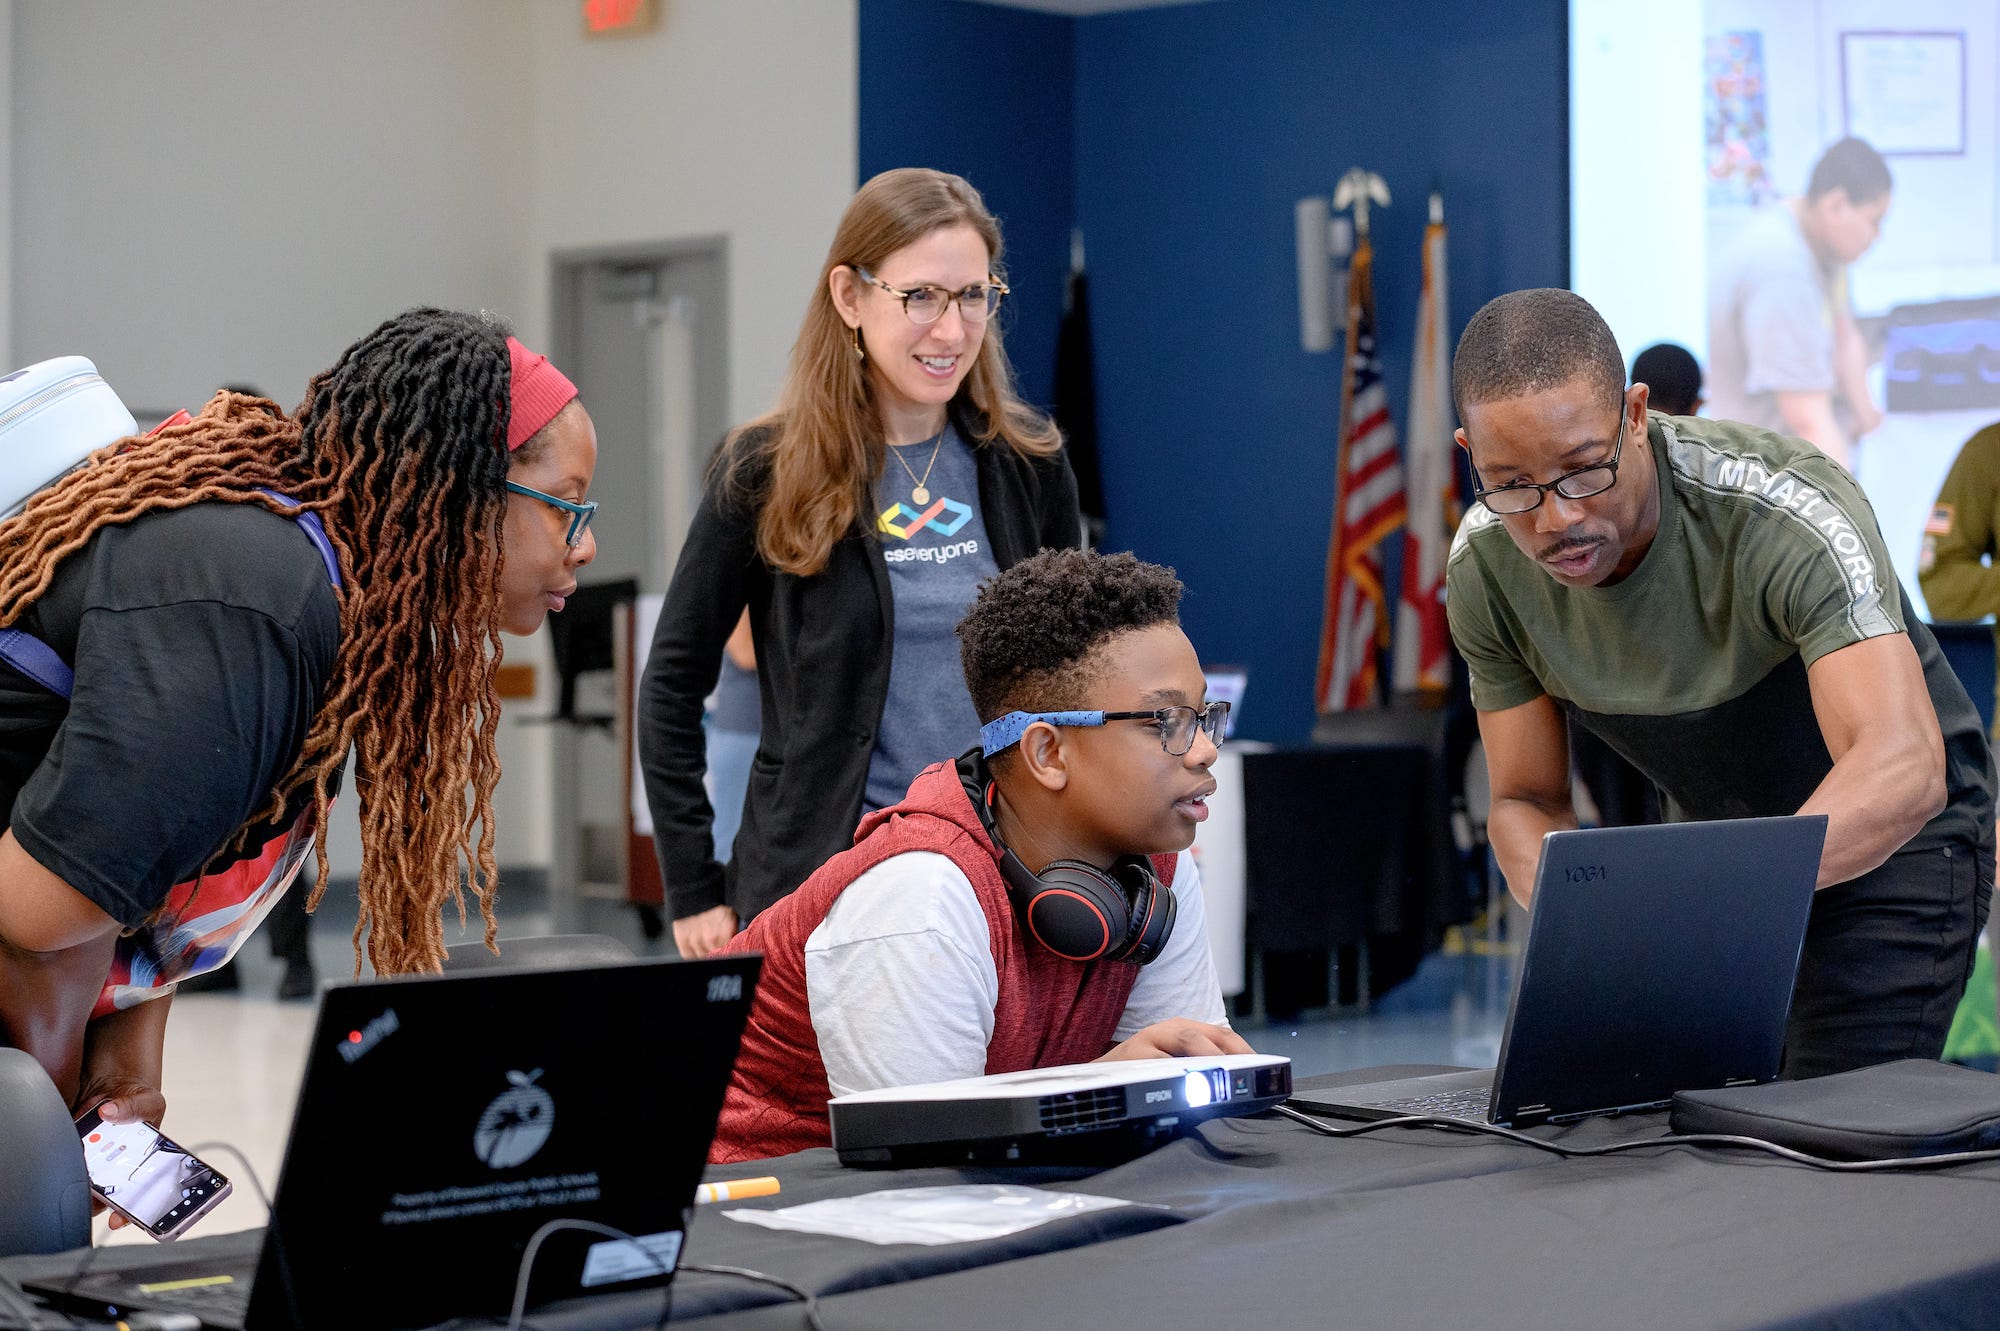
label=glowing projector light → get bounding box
[1182,1070,1215,1109]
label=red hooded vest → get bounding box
[709,758,1175,1163]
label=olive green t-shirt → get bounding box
[1447,413,1994,851]
[1917,422,2000,739]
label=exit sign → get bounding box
[583,0,657,36]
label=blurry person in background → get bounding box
[1919,418,2000,1042]
[1709,137,1892,470]
[1630,343,1703,418]
[705,610,759,863]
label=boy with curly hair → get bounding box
[710,548,1247,1161]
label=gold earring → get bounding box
[852,326,866,362]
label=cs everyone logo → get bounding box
[878,495,971,540]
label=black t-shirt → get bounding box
[0,501,341,928]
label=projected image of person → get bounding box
[1708,137,1892,469]
[1449,288,1994,1081]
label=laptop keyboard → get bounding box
[1374,1087,1492,1120]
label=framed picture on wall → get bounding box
[1840,31,1966,157]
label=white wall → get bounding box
[522,0,858,423]
[12,0,534,411]
[8,0,859,887]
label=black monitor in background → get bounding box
[546,578,639,721]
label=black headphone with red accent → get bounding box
[958,752,1177,965]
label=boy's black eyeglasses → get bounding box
[853,267,1009,326]
[1471,413,1627,515]
[979,702,1231,758]
[505,480,598,548]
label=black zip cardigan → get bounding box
[637,401,1082,925]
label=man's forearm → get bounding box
[1798,743,1947,887]
[1487,795,1579,907]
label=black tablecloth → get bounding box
[12,1064,1998,1330]
[681,1066,2000,1330]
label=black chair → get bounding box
[0,1047,91,1257]
[442,934,637,971]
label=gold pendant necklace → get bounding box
[887,427,947,505]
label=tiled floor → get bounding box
[111,888,1517,1247]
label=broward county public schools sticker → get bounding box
[475,1069,555,1169]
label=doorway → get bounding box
[546,241,729,936]
[551,240,728,589]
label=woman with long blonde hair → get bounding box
[640,168,1080,957]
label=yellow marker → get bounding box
[695,1176,781,1204]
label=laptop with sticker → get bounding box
[26,954,759,1330]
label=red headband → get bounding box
[506,336,580,451]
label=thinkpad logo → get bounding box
[337,1008,400,1064]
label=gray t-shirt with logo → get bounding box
[866,425,999,811]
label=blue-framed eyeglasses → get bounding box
[980,702,1231,758]
[504,480,598,548]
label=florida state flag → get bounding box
[1393,208,1457,695]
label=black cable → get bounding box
[499,1219,673,1331]
[1275,1103,2000,1171]
[184,1141,302,1331]
[678,1263,828,1331]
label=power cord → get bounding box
[678,1263,828,1331]
[448,1218,825,1331]
[1275,1103,2000,1171]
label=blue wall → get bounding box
[858,0,1075,410]
[858,0,1569,742]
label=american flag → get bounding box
[1315,238,1407,712]
[1393,209,1457,696]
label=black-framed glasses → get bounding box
[504,480,598,548]
[1471,413,1628,515]
[854,267,1008,326]
[979,702,1231,758]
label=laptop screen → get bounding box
[248,955,759,1331]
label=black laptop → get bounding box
[27,954,759,1330]
[1292,816,1825,1127]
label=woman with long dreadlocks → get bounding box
[0,307,597,1135]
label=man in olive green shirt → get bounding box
[1919,422,2000,734]
[1448,288,1994,1079]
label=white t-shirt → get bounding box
[803,848,1229,1098]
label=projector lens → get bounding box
[1183,1070,1214,1108]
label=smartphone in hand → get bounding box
[75,1109,233,1241]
